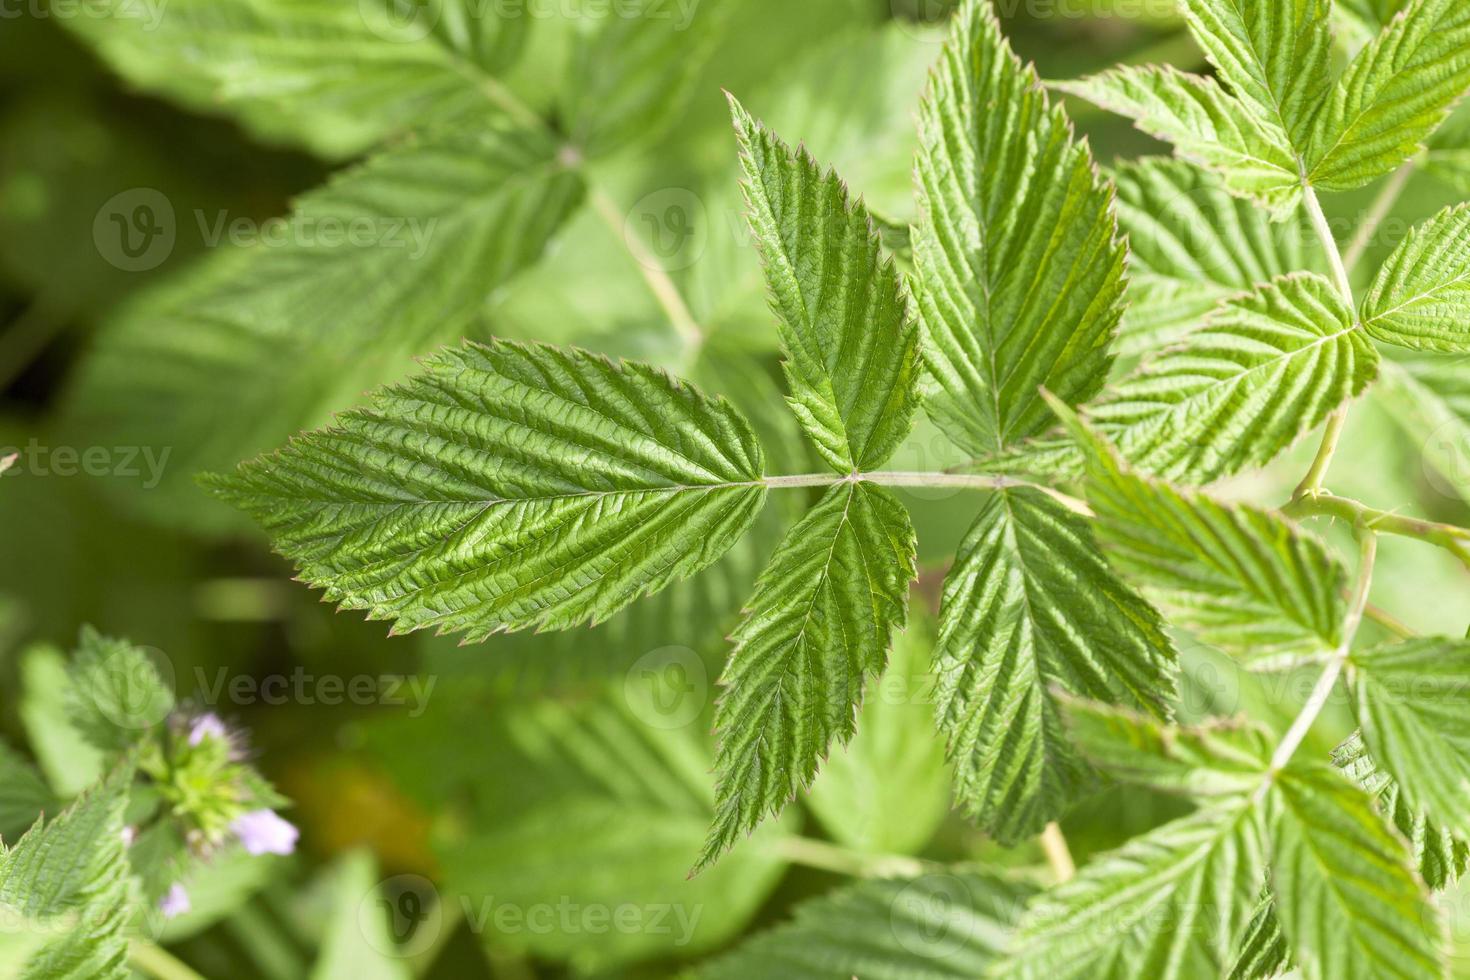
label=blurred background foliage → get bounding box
[1,0,1468,976]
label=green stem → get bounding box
[1343,160,1417,273]
[586,185,705,353]
[762,471,1093,514]
[1040,822,1076,883]
[129,941,207,980]
[1293,185,1358,499]
[774,836,929,878]
[1283,492,1470,569]
[1264,532,1378,782]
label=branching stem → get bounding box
[129,942,206,980]
[1283,492,1470,569]
[1262,532,1378,785]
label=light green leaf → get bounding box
[206,340,769,642]
[728,97,921,472]
[915,1,1127,459]
[1350,638,1470,838]
[18,647,103,798]
[0,742,55,845]
[66,627,174,752]
[1111,158,1322,356]
[1333,730,1469,891]
[702,870,1033,980]
[60,0,530,158]
[1061,698,1270,797]
[1175,0,1333,149]
[562,0,721,158]
[64,123,584,532]
[1268,762,1445,980]
[933,487,1177,844]
[1307,0,1470,190]
[1091,273,1379,483]
[443,692,790,968]
[1372,353,1470,506]
[1051,65,1302,216]
[806,609,952,856]
[1424,103,1470,193]
[309,852,410,980]
[1227,891,1291,980]
[998,801,1267,979]
[701,481,915,869]
[1055,402,1348,666]
[1361,203,1470,352]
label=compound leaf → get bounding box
[1091,273,1379,483]
[934,487,1177,844]
[65,123,584,531]
[1268,763,1444,980]
[1051,66,1302,216]
[59,0,531,158]
[703,870,1034,980]
[1362,203,1470,352]
[1350,638,1470,838]
[915,1,1127,459]
[1175,0,1333,150]
[1055,401,1348,666]
[1307,0,1470,190]
[206,340,769,642]
[997,801,1267,979]
[700,481,915,870]
[728,97,921,473]
[1111,158,1321,356]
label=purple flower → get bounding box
[159,883,190,919]
[188,713,228,746]
[231,809,298,856]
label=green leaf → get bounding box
[1090,273,1379,483]
[728,96,921,472]
[1061,698,1270,797]
[442,692,790,968]
[1051,66,1302,216]
[1372,353,1470,506]
[206,340,769,641]
[806,609,952,856]
[59,0,530,158]
[1350,637,1470,838]
[0,742,55,844]
[1333,730,1469,890]
[18,647,103,798]
[1227,891,1292,980]
[0,766,131,919]
[1175,0,1333,149]
[1268,762,1444,980]
[998,801,1267,979]
[66,627,174,751]
[914,1,1127,459]
[933,487,1177,844]
[1361,204,1470,352]
[702,870,1034,980]
[1110,158,1322,356]
[309,852,410,980]
[700,481,915,869]
[562,0,722,158]
[64,123,584,532]
[1055,402,1348,666]
[1307,0,1470,190]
